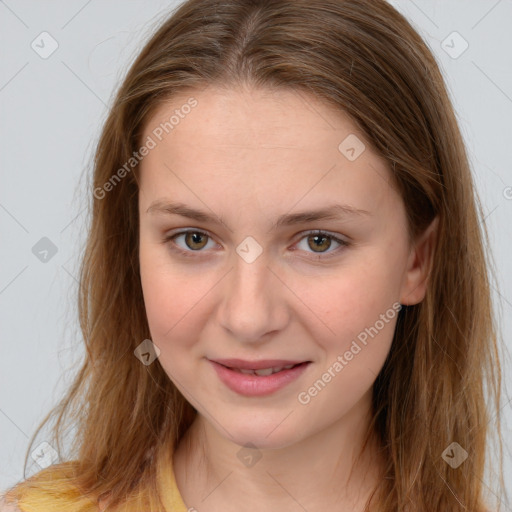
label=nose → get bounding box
[216,247,290,344]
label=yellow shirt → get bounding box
[1,446,188,512]
[156,445,189,512]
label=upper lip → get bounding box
[210,358,309,370]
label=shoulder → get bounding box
[0,492,21,511]
[0,462,102,512]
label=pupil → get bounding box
[310,235,330,252]
[187,232,206,249]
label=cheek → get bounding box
[299,254,401,377]
[139,260,202,389]
[295,268,400,413]
[139,242,219,368]
[307,260,400,335]
[139,244,194,344]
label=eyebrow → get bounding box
[146,200,371,231]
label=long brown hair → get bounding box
[3,0,506,510]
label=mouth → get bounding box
[208,359,312,396]
[209,357,311,373]
[217,362,307,376]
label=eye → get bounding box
[294,230,349,258]
[164,230,217,257]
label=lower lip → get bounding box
[209,361,310,397]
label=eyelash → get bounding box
[161,229,350,260]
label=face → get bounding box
[138,85,429,450]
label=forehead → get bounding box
[138,85,396,215]
[143,85,369,151]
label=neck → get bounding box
[173,391,385,512]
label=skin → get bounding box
[137,84,438,511]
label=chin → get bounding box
[219,416,304,451]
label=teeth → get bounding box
[233,364,298,376]
[239,368,256,375]
[254,367,279,376]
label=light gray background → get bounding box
[1,0,511,507]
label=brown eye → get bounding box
[184,231,209,250]
[307,234,332,253]
[294,230,349,259]
[163,229,215,257]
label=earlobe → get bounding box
[399,216,439,306]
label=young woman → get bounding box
[1,0,505,510]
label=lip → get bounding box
[210,358,307,370]
[209,360,311,397]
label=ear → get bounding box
[399,216,439,306]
